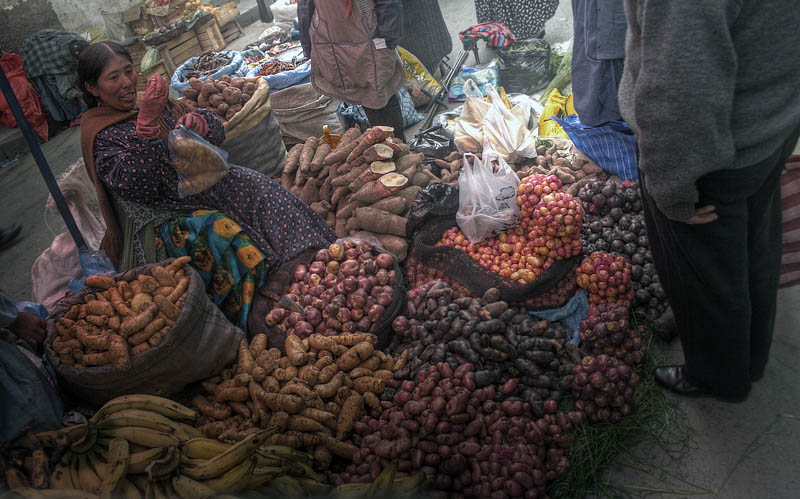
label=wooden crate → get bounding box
[123,4,155,36]
[150,0,189,28]
[194,19,225,52]
[137,61,169,92]
[158,29,202,75]
[220,20,243,45]
[214,1,239,28]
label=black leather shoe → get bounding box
[653,365,748,403]
[0,224,22,251]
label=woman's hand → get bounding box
[177,112,209,137]
[136,74,169,139]
[9,312,45,351]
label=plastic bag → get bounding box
[397,46,442,108]
[168,125,229,197]
[538,88,570,140]
[456,153,520,243]
[270,0,298,23]
[409,125,454,160]
[449,62,499,102]
[482,84,538,161]
[453,79,490,153]
[431,106,462,140]
[498,38,552,94]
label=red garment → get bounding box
[0,53,48,141]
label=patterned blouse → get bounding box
[93,109,335,271]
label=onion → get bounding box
[305,307,322,326]
[341,259,360,277]
[345,248,360,260]
[315,248,331,263]
[376,292,393,307]
[351,308,364,321]
[332,294,347,308]
[348,289,367,309]
[343,277,359,293]
[326,317,342,330]
[392,315,410,334]
[337,307,351,324]
[294,264,308,282]
[326,261,340,275]
[309,285,325,298]
[312,298,325,311]
[342,321,356,333]
[323,273,338,287]
[376,253,394,269]
[357,317,372,332]
[375,268,390,286]
[309,261,325,275]
[362,258,377,275]
[329,243,344,261]
[368,304,385,322]
[286,311,302,327]
[308,274,322,286]
[295,321,314,337]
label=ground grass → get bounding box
[548,324,691,499]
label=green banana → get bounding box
[201,456,256,493]
[92,394,197,423]
[180,428,275,480]
[172,475,217,499]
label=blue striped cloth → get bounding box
[552,114,638,181]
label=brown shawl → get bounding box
[80,99,194,267]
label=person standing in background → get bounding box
[298,0,407,141]
[618,0,800,401]
[398,0,452,75]
[571,0,626,126]
[474,0,559,39]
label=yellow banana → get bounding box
[92,395,197,423]
[68,451,82,491]
[128,447,168,474]
[99,438,129,498]
[92,445,108,463]
[60,449,75,467]
[329,482,370,499]
[297,477,332,496]
[115,477,142,499]
[200,456,256,493]
[71,424,99,455]
[95,409,189,438]
[171,475,217,499]
[179,428,275,480]
[77,453,102,495]
[181,438,231,459]
[366,463,396,497]
[8,488,100,498]
[127,474,149,496]
[145,446,180,480]
[257,444,312,463]
[175,422,205,440]
[245,465,282,489]
[261,475,306,496]
[100,427,181,448]
[87,451,111,484]
[151,480,171,499]
[50,463,75,489]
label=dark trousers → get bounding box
[640,126,800,396]
[363,94,406,143]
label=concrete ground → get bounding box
[1,1,798,498]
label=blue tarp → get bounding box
[170,51,247,93]
[246,60,311,91]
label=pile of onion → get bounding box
[576,251,634,306]
[264,240,396,338]
[571,354,640,423]
[579,304,647,366]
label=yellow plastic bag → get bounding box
[397,46,442,108]
[538,88,570,140]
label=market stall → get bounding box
[1,14,678,499]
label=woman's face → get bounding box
[85,54,138,111]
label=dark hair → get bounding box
[77,42,133,108]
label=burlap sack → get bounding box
[44,260,244,407]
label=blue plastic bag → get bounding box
[552,114,639,181]
[528,290,589,344]
[170,51,246,93]
[338,87,423,129]
[448,63,499,102]
[247,60,311,91]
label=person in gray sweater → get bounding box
[618,0,800,401]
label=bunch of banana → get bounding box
[328,464,430,499]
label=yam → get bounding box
[336,200,365,220]
[369,196,409,215]
[310,142,332,172]
[319,176,333,203]
[237,339,256,374]
[396,152,424,172]
[86,300,114,317]
[131,343,151,356]
[299,136,319,174]
[259,392,303,414]
[351,173,408,204]
[362,143,394,163]
[300,178,320,205]
[189,78,203,91]
[154,294,180,321]
[332,333,378,346]
[349,161,396,191]
[336,342,374,371]
[334,217,348,238]
[315,372,345,399]
[137,275,158,293]
[284,143,304,175]
[346,126,394,163]
[324,139,360,166]
[84,275,116,290]
[147,325,171,347]
[336,392,364,439]
[76,325,108,350]
[330,186,350,208]
[284,335,308,366]
[382,137,410,157]
[83,352,112,367]
[108,334,132,371]
[120,303,158,337]
[249,333,268,358]
[354,207,407,237]
[331,163,368,188]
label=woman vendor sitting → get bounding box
[78,42,335,329]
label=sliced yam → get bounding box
[383,137,409,157]
[362,143,394,163]
[350,173,408,204]
[348,161,396,191]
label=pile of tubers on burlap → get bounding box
[51,257,192,371]
[182,75,259,122]
[190,331,409,471]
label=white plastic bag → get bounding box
[456,153,521,243]
[482,84,539,161]
[270,0,298,23]
[453,79,490,154]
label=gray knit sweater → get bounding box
[618,0,800,220]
